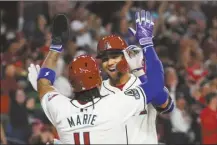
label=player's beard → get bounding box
[108,71,124,86]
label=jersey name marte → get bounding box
[67,113,97,128]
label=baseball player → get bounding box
[96,11,174,144]
[28,10,170,144]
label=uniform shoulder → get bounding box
[100,79,116,95]
[42,91,71,102]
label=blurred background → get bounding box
[0,1,217,144]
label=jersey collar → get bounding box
[102,74,138,93]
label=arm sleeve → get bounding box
[138,46,164,103]
[152,87,174,114]
[137,76,174,113]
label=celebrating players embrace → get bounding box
[28,10,174,144]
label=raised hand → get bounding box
[28,63,41,91]
[50,14,69,53]
[140,10,154,37]
[122,45,144,71]
[128,10,154,48]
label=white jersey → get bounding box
[100,74,158,144]
[41,85,147,144]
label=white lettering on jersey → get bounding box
[67,113,97,128]
[41,86,146,144]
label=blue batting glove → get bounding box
[128,10,154,49]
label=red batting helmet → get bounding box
[68,55,102,92]
[96,35,129,73]
[96,34,128,58]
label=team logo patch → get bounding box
[124,89,140,99]
[104,41,112,50]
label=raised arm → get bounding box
[37,14,69,100]
[124,10,172,110]
[124,45,174,113]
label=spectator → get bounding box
[71,20,92,48]
[28,119,44,143]
[165,67,179,104]
[9,89,30,143]
[204,53,217,77]
[0,93,10,129]
[29,125,54,144]
[188,2,207,23]
[1,64,18,96]
[1,1,217,144]
[48,0,74,18]
[31,14,49,50]
[26,97,44,123]
[170,93,193,144]
[200,92,217,144]
[202,27,217,60]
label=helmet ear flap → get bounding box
[116,57,129,73]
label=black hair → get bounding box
[74,87,105,109]
[206,92,217,105]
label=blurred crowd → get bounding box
[1,1,217,144]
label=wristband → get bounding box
[37,67,56,85]
[50,44,63,53]
[139,37,153,47]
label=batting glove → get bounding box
[122,45,144,72]
[128,10,154,49]
[28,63,40,91]
[50,14,69,53]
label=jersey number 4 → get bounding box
[74,132,90,145]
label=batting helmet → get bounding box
[96,35,129,73]
[68,55,102,92]
[96,35,128,58]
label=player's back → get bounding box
[55,98,127,144]
[41,89,145,144]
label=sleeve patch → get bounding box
[124,89,140,99]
